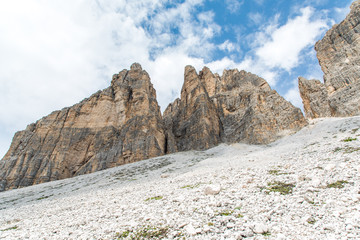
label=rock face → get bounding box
[299,1,360,118]
[163,66,222,152]
[298,77,331,119]
[0,64,308,191]
[0,63,166,191]
[164,67,307,147]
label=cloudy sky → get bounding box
[0,0,353,158]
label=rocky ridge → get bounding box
[0,63,306,191]
[299,0,360,118]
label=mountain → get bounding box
[0,63,167,191]
[299,0,360,118]
[1,0,360,191]
[0,64,305,191]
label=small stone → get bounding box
[204,185,221,195]
[185,224,197,236]
[325,164,336,171]
[203,225,211,232]
[253,223,269,234]
[227,222,235,228]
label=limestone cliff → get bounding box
[1,62,309,191]
[0,63,166,191]
[163,66,222,152]
[165,67,307,147]
[299,1,360,118]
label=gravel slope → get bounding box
[0,116,359,240]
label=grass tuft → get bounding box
[115,226,169,240]
[264,181,295,195]
[326,180,348,189]
[145,196,163,201]
[342,137,357,142]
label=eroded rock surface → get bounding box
[299,1,360,118]
[0,63,166,191]
[165,67,307,146]
[1,64,308,191]
[163,66,222,152]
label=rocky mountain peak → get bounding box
[299,1,360,118]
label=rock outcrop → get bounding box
[0,63,308,191]
[163,66,222,152]
[299,1,360,118]
[165,67,307,147]
[0,63,166,191]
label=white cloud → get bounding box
[248,12,263,25]
[225,0,244,13]
[255,7,328,71]
[219,40,236,52]
[254,0,264,5]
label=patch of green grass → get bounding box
[115,226,169,240]
[145,196,163,201]
[218,210,234,216]
[36,195,51,200]
[342,137,357,142]
[262,231,271,236]
[326,180,349,189]
[181,183,201,189]
[264,181,295,195]
[268,169,289,175]
[1,226,18,231]
[207,222,214,226]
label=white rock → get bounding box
[227,222,235,228]
[325,164,336,171]
[253,223,269,234]
[185,224,197,235]
[204,184,221,195]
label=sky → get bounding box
[0,0,354,159]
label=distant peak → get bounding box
[130,63,142,71]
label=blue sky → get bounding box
[0,0,354,158]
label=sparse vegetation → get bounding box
[207,222,214,226]
[145,196,163,201]
[1,226,18,231]
[218,210,234,216]
[115,225,169,239]
[264,181,295,195]
[268,169,289,175]
[36,195,51,200]
[334,146,360,153]
[181,183,201,189]
[326,180,348,189]
[262,231,271,236]
[342,137,357,142]
[344,147,360,153]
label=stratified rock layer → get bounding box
[299,1,360,118]
[165,67,307,147]
[0,63,166,191]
